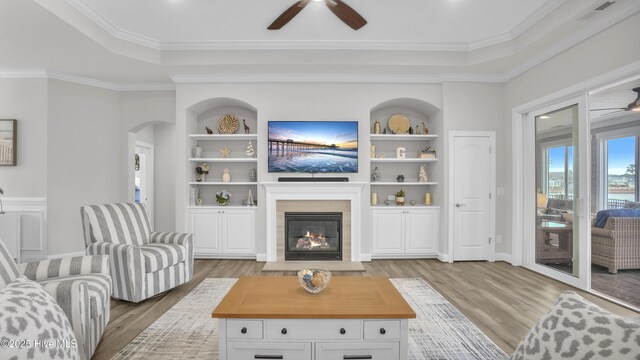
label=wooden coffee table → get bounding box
[212,276,415,360]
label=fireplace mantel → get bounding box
[262,182,366,262]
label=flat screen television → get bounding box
[268,121,358,173]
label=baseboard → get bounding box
[48,251,85,259]
[371,254,437,260]
[360,253,372,262]
[437,253,453,263]
[494,252,513,264]
[195,254,257,260]
[256,253,267,262]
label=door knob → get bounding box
[455,203,466,208]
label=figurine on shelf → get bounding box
[243,119,250,134]
[196,163,210,182]
[193,144,202,158]
[246,190,255,206]
[383,128,387,134]
[205,126,214,134]
[418,146,436,159]
[220,147,231,158]
[374,119,381,134]
[419,164,428,182]
[249,167,257,182]
[245,141,255,157]
[397,174,405,183]
[222,168,231,182]
[371,167,381,182]
[409,126,414,135]
[421,121,429,134]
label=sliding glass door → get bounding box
[526,97,590,288]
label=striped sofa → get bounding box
[81,202,194,303]
[0,237,111,360]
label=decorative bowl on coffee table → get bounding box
[297,269,331,293]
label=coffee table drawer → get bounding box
[265,319,362,340]
[315,341,400,360]
[227,341,312,360]
[364,320,401,340]
[227,320,263,340]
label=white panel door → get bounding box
[371,209,404,254]
[222,209,256,254]
[405,209,439,254]
[452,135,494,261]
[191,211,221,252]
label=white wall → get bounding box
[504,12,640,258]
[441,82,506,256]
[120,91,176,231]
[176,83,443,255]
[47,79,121,255]
[0,78,48,196]
[154,123,176,232]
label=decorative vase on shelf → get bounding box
[218,200,228,206]
[222,168,231,182]
[374,119,381,134]
[396,197,405,206]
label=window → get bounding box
[605,136,638,208]
[544,145,573,200]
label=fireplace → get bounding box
[285,212,342,261]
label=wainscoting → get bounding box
[0,197,47,261]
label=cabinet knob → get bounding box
[379,328,386,335]
[281,328,287,335]
[340,328,346,335]
[241,327,247,334]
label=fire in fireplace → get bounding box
[285,212,342,261]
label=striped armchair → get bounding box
[0,237,111,360]
[81,202,194,303]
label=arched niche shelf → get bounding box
[370,98,440,133]
[186,97,258,135]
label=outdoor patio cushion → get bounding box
[595,208,640,227]
[140,243,188,273]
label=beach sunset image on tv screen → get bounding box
[268,121,358,173]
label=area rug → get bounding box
[113,278,508,360]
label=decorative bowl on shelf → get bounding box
[297,269,331,294]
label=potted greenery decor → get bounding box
[395,190,405,206]
[216,190,231,206]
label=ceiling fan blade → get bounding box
[326,0,367,30]
[268,0,310,30]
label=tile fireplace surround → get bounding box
[262,182,366,266]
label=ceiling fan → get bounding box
[268,0,367,30]
[591,87,640,114]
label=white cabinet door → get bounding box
[190,211,222,253]
[405,209,439,255]
[222,209,256,254]
[371,209,404,254]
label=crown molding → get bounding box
[0,70,174,91]
[171,74,445,84]
[0,70,48,79]
[160,40,468,52]
[64,0,160,50]
[57,0,565,53]
[501,0,640,82]
[48,71,120,91]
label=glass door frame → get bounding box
[523,95,591,289]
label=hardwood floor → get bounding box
[93,260,639,359]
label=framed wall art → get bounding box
[0,119,17,166]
